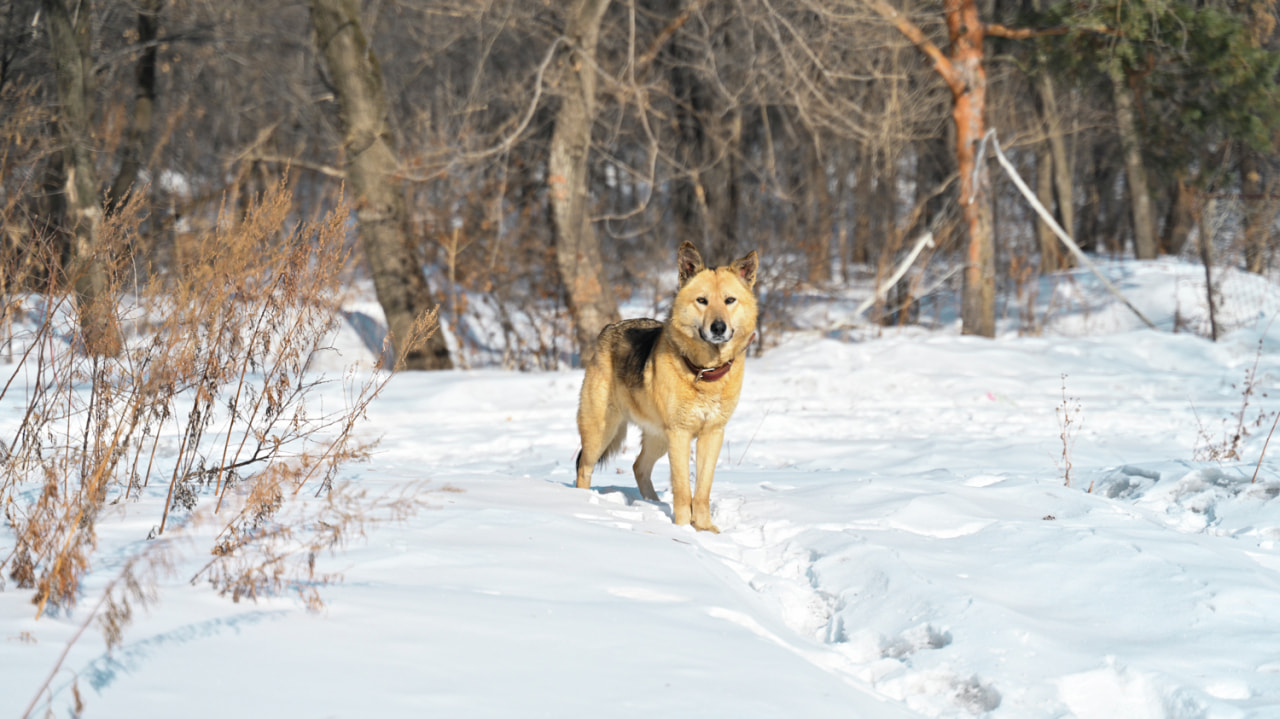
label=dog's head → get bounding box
[673,242,758,347]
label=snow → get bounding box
[7,259,1280,717]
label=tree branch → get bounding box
[635,0,709,76]
[860,0,961,92]
[984,23,1069,40]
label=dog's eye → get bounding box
[725,297,736,305]
[696,297,708,305]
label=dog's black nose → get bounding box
[710,319,726,336]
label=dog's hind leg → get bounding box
[576,408,624,490]
[632,430,667,501]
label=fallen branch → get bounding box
[980,129,1158,330]
[852,231,936,319]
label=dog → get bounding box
[575,242,758,532]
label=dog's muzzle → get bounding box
[701,319,733,344]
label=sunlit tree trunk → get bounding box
[308,0,452,370]
[549,0,619,365]
[865,0,995,336]
[804,129,832,285]
[1111,70,1157,260]
[948,0,995,337]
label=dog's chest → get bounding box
[675,388,737,430]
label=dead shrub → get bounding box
[3,180,441,717]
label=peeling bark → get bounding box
[865,0,995,336]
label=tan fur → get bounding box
[575,242,758,532]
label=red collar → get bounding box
[682,356,734,382]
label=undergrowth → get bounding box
[1055,374,1083,490]
[1193,338,1276,463]
[1,181,440,717]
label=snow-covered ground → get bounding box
[6,259,1280,718]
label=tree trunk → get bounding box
[1035,73,1075,271]
[704,110,740,263]
[1197,198,1219,341]
[1111,70,1157,260]
[852,147,874,265]
[946,0,995,337]
[1035,144,1063,272]
[105,0,160,215]
[549,0,619,365]
[42,0,121,357]
[866,0,995,336]
[873,152,897,265]
[1160,174,1196,256]
[308,0,452,370]
[1030,0,1074,270]
[803,128,832,285]
[1241,145,1269,274]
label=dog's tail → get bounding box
[576,424,628,471]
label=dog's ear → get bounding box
[731,250,758,289]
[678,242,705,286]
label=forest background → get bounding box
[7,0,1280,371]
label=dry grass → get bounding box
[1193,337,1276,463]
[1056,374,1081,489]
[1,180,441,717]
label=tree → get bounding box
[864,0,995,337]
[1048,0,1280,263]
[549,0,620,364]
[104,0,160,216]
[1027,0,1076,272]
[1110,68,1158,259]
[307,0,452,370]
[41,0,121,356]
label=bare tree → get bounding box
[105,0,160,215]
[41,0,121,356]
[307,0,452,370]
[1111,69,1157,260]
[865,0,995,337]
[549,0,619,364]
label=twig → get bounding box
[1251,410,1280,484]
[735,407,772,465]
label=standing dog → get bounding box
[575,242,758,532]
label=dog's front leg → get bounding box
[665,429,694,526]
[692,428,723,533]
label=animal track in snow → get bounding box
[880,623,953,660]
[693,491,1002,715]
